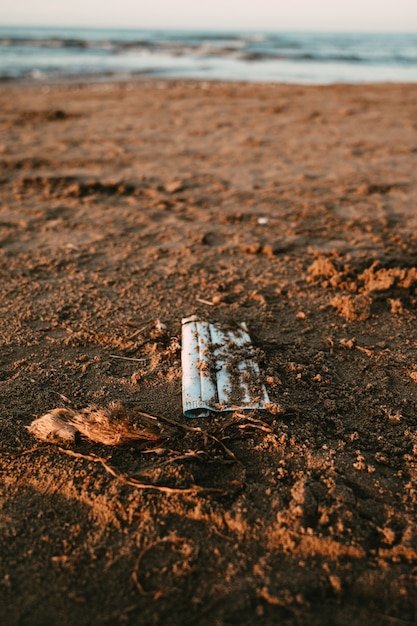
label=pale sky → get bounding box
[2,0,417,32]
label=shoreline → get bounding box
[2,72,417,87]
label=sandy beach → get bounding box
[1,79,417,625]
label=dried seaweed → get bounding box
[27,402,161,446]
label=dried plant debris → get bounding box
[27,402,162,445]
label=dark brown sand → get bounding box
[1,79,417,625]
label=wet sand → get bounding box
[1,79,417,625]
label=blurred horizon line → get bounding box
[2,23,417,35]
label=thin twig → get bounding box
[356,345,374,357]
[148,450,208,467]
[128,325,155,341]
[204,432,238,462]
[132,544,155,597]
[210,526,234,542]
[196,297,215,306]
[109,354,150,363]
[126,320,154,340]
[131,408,239,462]
[135,450,208,474]
[236,422,273,433]
[1,445,44,457]
[122,319,152,330]
[132,537,176,598]
[228,413,274,433]
[57,447,224,495]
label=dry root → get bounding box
[27,402,161,446]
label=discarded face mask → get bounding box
[181,315,270,417]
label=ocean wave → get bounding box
[1,27,416,83]
[2,37,415,65]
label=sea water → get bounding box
[1,26,417,84]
